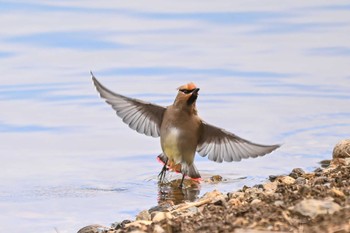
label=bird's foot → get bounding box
[158,166,168,182]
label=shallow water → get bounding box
[0,1,350,232]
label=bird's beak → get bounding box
[193,88,200,95]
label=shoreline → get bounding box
[78,140,350,233]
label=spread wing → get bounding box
[197,121,280,163]
[92,74,166,137]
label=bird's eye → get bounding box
[180,89,195,94]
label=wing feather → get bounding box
[92,74,166,137]
[197,121,280,163]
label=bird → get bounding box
[91,73,280,187]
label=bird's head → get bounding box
[174,82,200,112]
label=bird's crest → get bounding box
[177,82,197,91]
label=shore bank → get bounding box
[78,140,350,233]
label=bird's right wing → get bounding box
[197,121,280,163]
[92,74,166,137]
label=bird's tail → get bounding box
[157,154,201,180]
[157,153,168,165]
[182,162,201,180]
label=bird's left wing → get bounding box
[197,121,280,163]
[92,74,166,137]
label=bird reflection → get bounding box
[157,178,201,205]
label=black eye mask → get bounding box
[179,89,195,94]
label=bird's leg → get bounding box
[179,173,185,188]
[158,158,168,182]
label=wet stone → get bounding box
[289,168,305,179]
[320,159,331,168]
[269,175,278,182]
[210,175,223,183]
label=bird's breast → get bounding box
[162,127,182,164]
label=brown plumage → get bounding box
[92,73,280,187]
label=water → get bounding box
[0,1,350,232]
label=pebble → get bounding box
[77,224,109,233]
[289,168,305,179]
[295,177,307,185]
[228,191,245,200]
[136,209,151,221]
[319,159,331,168]
[263,182,278,194]
[228,198,241,206]
[124,220,152,229]
[291,198,341,219]
[152,211,172,223]
[312,176,328,185]
[277,176,295,185]
[251,199,262,205]
[274,200,284,207]
[111,220,131,229]
[153,225,165,233]
[210,175,223,183]
[268,175,278,182]
[333,139,350,159]
[330,188,345,197]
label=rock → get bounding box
[330,188,345,197]
[210,175,223,183]
[235,229,288,233]
[152,211,172,223]
[295,177,307,185]
[268,175,278,182]
[312,176,328,185]
[228,191,244,200]
[289,168,305,179]
[277,176,295,185]
[299,185,311,195]
[153,224,166,233]
[136,209,151,221]
[253,184,264,189]
[200,189,222,200]
[124,220,152,230]
[228,198,241,206]
[198,189,226,206]
[111,220,132,229]
[251,199,262,205]
[319,159,331,168]
[274,200,284,207]
[291,199,341,219]
[346,157,350,165]
[149,202,173,213]
[233,217,249,226]
[333,139,350,159]
[77,224,108,233]
[263,181,278,194]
